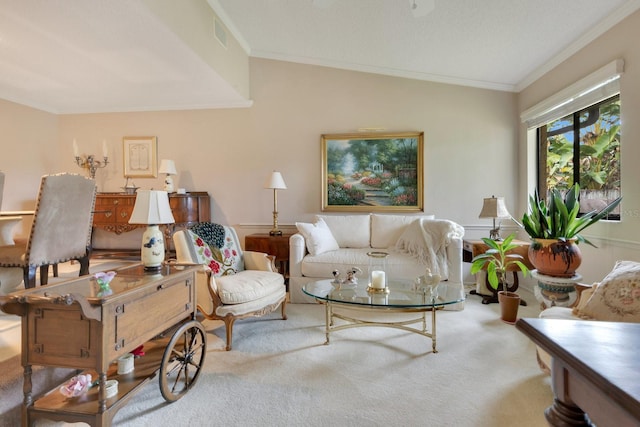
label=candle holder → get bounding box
[75,154,109,179]
[367,251,389,294]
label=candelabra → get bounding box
[75,154,109,179]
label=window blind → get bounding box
[521,59,624,129]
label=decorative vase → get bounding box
[498,291,520,324]
[95,271,116,297]
[528,238,582,278]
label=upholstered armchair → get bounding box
[536,260,640,373]
[0,173,97,289]
[173,223,287,350]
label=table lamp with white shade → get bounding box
[478,195,511,240]
[158,159,177,193]
[264,171,287,236]
[129,190,175,270]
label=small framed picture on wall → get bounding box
[123,136,158,178]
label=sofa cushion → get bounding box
[370,214,434,248]
[316,214,370,248]
[300,248,427,282]
[575,260,640,322]
[296,217,339,255]
[216,270,284,305]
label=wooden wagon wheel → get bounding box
[159,320,207,402]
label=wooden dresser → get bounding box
[93,192,210,234]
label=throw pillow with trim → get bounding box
[576,260,640,322]
[296,217,340,256]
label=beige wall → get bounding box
[1,58,518,247]
[0,98,61,236]
[517,9,640,283]
[142,0,250,100]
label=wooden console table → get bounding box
[517,318,640,427]
[93,192,210,234]
[0,264,205,427]
[245,233,293,280]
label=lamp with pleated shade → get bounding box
[478,196,510,240]
[158,159,177,193]
[129,190,175,270]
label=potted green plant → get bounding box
[470,233,530,323]
[520,183,621,277]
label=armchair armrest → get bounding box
[571,282,596,311]
[244,251,278,272]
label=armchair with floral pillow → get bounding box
[173,222,287,351]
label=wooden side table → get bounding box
[245,233,293,281]
[463,239,533,305]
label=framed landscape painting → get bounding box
[321,132,424,212]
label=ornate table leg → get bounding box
[22,365,33,406]
[546,360,593,426]
[545,398,593,426]
[324,302,331,345]
[98,371,107,412]
[431,306,437,353]
[23,364,33,425]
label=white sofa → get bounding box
[289,213,465,309]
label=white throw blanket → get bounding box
[395,218,464,278]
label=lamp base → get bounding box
[141,225,165,270]
[164,175,174,193]
[269,229,283,236]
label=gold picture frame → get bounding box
[123,136,158,178]
[322,132,424,212]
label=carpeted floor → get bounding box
[1,280,553,427]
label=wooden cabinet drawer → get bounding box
[104,275,195,361]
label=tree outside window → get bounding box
[538,95,620,219]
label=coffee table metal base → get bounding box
[322,301,439,353]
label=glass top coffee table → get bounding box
[303,279,464,353]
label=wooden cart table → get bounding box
[0,264,206,427]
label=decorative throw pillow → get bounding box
[576,260,640,322]
[316,214,370,248]
[187,228,243,277]
[189,222,226,248]
[295,217,340,256]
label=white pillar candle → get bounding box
[73,139,79,157]
[102,139,108,157]
[371,270,385,288]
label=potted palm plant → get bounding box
[520,183,621,277]
[470,233,530,323]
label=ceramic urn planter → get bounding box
[528,238,582,278]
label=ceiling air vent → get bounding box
[214,18,227,49]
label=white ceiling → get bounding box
[0,0,638,114]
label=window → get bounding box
[537,95,621,219]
